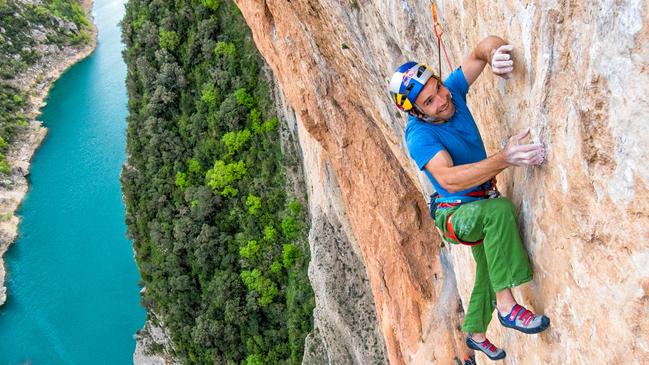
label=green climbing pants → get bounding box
[435,197,533,333]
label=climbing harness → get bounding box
[428,180,500,246]
[430,1,454,77]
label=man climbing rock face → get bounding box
[388,35,550,362]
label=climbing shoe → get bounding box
[498,303,550,334]
[465,335,506,361]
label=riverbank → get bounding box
[0,0,97,306]
[133,311,180,365]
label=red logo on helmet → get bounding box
[401,69,416,87]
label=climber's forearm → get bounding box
[439,155,508,192]
[461,35,509,86]
[474,36,509,65]
[425,150,508,193]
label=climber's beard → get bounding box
[415,93,455,124]
[433,96,455,122]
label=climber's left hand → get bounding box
[491,44,514,79]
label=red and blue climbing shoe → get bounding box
[465,336,506,361]
[498,303,551,334]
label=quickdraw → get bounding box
[430,1,454,77]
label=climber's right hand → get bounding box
[491,44,514,79]
[503,129,545,166]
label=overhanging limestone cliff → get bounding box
[235,0,649,364]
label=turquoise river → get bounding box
[0,0,147,363]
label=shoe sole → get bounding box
[465,338,507,361]
[498,315,551,334]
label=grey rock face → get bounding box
[304,207,389,365]
[270,69,388,365]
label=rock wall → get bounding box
[235,0,649,364]
[270,71,390,365]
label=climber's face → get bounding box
[414,76,455,121]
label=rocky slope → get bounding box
[234,0,649,364]
[0,0,96,306]
[133,312,181,365]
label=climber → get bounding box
[388,35,550,361]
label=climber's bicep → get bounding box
[424,150,455,189]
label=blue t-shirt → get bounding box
[405,67,487,198]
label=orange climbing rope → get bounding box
[430,1,453,76]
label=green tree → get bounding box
[205,160,247,196]
[234,88,255,109]
[261,117,279,132]
[175,171,188,189]
[288,200,302,215]
[159,29,179,50]
[201,84,218,107]
[245,354,263,365]
[270,260,283,274]
[282,243,301,269]
[215,41,236,57]
[202,0,220,11]
[239,240,259,260]
[188,158,201,174]
[245,194,261,215]
[281,216,300,240]
[240,269,278,306]
[0,159,9,174]
[262,225,277,242]
[222,128,251,157]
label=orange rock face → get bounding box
[235,0,649,364]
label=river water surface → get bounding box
[0,0,146,363]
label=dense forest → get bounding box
[120,0,315,363]
[0,0,91,175]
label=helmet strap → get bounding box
[411,104,444,124]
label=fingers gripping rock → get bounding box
[504,129,546,166]
[492,44,514,79]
